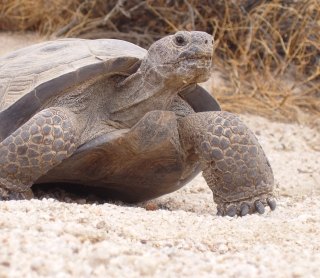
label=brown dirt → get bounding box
[0,32,319,277]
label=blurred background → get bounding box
[0,0,319,127]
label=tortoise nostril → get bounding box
[205,40,208,44]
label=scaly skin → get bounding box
[178,111,276,216]
[0,107,78,199]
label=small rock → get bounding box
[96,221,106,229]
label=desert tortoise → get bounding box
[0,31,276,216]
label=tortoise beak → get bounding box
[178,47,212,61]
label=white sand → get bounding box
[0,32,319,277]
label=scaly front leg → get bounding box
[178,111,276,216]
[0,107,79,200]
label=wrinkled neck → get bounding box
[119,60,186,95]
[109,61,188,127]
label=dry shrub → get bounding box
[210,0,320,127]
[0,0,77,34]
[0,0,319,126]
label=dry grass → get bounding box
[210,0,320,127]
[0,0,319,126]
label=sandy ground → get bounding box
[0,32,320,277]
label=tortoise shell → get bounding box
[0,39,146,141]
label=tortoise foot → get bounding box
[0,187,34,201]
[216,194,276,217]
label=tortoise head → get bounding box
[142,31,214,85]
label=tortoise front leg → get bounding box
[178,111,276,217]
[0,107,78,200]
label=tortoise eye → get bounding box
[174,34,187,46]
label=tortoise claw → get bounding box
[216,194,276,217]
[240,203,250,216]
[255,200,265,214]
[226,205,237,217]
[267,198,276,211]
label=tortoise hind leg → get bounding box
[0,107,78,200]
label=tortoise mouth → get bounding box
[182,55,212,69]
[179,54,212,63]
[162,56,212,69]
[163,54,212,66]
